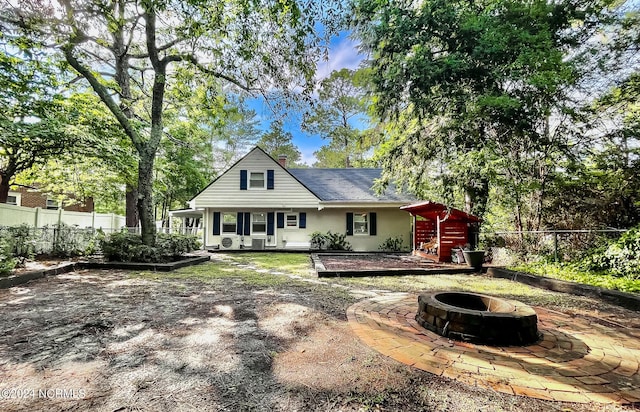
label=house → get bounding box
[184,146,415,251]
[6,185,94,212]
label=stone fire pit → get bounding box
[415,292,539,345]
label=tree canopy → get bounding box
[2,0,343,244]
[303,68,372,168]
[352,0,616,223]
[0,47,103,203]
[257,120,303,167]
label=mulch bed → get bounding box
[318,254,459,271]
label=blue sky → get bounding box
[246,31,366,165]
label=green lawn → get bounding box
[511,262,640,294]
[133,252,630,312]
[211,253,606,311]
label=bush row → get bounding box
[99,231,201,263]
[0,225,201,275]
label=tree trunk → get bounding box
[464,178,489,219]
[125,184,139,228]
[0,173,10,203]
[137,152,156,245]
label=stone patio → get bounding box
[347,294,640,404]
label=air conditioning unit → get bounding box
[220,236,238,249]
[251,238,265,250]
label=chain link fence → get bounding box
[482,229,627,265]
[0,225,125,257]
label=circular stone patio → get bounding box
[347,294,640,404]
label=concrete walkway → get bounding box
[347,294,640,405]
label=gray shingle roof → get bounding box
[288,168,414,202]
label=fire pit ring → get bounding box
[415,292,539,345]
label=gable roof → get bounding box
[288,168,414,202]
[400,201,481,222]
[190,146,415,206]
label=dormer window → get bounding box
[249,172,265,189]
[240,169,274,190]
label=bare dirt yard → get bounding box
[0,253,638,411]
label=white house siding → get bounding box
[193,147,415,251]
[308,207,412,251]
[206,207,316,250]
[192,149,319,210]
[206,206,412,252]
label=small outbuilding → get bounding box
[400,201,481,262]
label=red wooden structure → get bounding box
[401,201,481,262]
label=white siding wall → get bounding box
[206,207,412,252]
[308,208,412,251]
[193,149,319,209]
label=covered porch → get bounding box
[401,201,481,262]
[168,208,204,237]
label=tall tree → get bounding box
[257,120,303,166]
[15,92,137,214]
[352,0,613,219]
[2,0,341,245]
[208,102,262,172]
[303,68,371,168]
[0,47,93,203]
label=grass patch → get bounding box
[133,261,295,288]
[329,273,594,310]
[511,262,640,294]
[226,252,314,276]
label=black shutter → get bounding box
[240,170,247,190]
[267,170,274,190]
[213,212,221,235]
[244,212,251,235]
[346,212,353,236]
[370,212,377,236]
[277,212,285,228]
[267,212,275,235]
[299,212,306,228]
[236,212,243,235]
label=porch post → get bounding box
[436,215,441,261]
[412,214,417,251]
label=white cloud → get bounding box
[299,148,316,167]
[316,37,365,81]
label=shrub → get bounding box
[49,223,97,258]
[0,234,16,275]
[309,231,352,251]
[99,230,143,262]
[579,225,640,279]
[310,231,326,250]
[99,230,201,262]
[326,231,352,251]
[6,224,36,265]
[379,236,405,252]
[156,233,201,258]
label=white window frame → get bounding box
[353,212,369,235]
[6,191,20,206]
[222,213,237,234]
[252,212,267,234]
[285,213,298,229]
[248,171,266,189]
[46,198,59,210]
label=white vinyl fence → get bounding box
[0,203,126,230]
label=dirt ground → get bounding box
[0,259,638,411]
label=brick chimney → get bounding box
[278,154,288,168]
